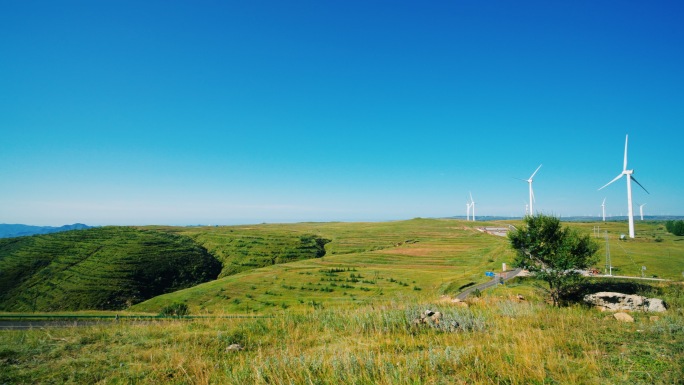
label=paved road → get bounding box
[0,315,272,330]
[592,274,669,282]
[456,268,523,300]
[0,320,103,330]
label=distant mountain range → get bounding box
[0,223,92,238]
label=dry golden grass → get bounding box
[3,219,683,384]
[3,287,682,384]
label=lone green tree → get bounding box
[508,214,599,306]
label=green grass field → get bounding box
[144,225,330,278]
[561,220,683,278]
[1,218,683,384]
[133,218,684,315]
[132,219,517,314]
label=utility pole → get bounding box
[605,231,612,276]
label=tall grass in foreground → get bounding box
[2,285,683,384]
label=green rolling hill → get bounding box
[133,219,684,315]
[145,225,331,278]
[132,219,517,314]
[0,227,222,311]
[2,219,684,385]
[2,219,682,314]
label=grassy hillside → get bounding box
[2,219,684,384]
[547,220,684,278]
[133,219,517,314]
[0,227,221,311]
[146,225,330,277]
[2,281,683,384]
[133,219,684,315]
[3,219,681,315]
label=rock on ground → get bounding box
[614,312,634,322]
[584,292,667,312]
[226,344,244,352]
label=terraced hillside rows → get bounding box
[133,219,516,314]
[0,227,222,311]
[3,219,681,314]
[2,219,684,385]
[133,219,684,315]
[146,226,331,278]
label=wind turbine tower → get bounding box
[469,192,476,221]
[518,164,542,216]
[598,135,649,238]
[466,200,471,221]
[601,198,606,222]
[639,203,646,221]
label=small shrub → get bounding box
[159,302,189,317]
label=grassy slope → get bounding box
[132,219,519,314]
[0,227,222,311]
[560,220,683,278]
[145,225,330,278]
[133,219,684,315]
[2,280,683,384]
[2,219,684,384]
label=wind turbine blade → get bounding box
[529,164,542,180]
[513,177,527,182]
[602,198,606,205]
[469,192,474,204]
[631,176,650,194]
[598,173,624,191]
[623,135,629,171]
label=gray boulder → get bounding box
[412,310,444,327]
[584,292,667,312]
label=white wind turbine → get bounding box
[469,192,476,221]
[598,135,649,238]
[639,203,646,221]
[466,199,471,221]
[517,164,542,216]
[601,198,606,222]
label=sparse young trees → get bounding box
[666,220,684,236]
[508,214,599,306]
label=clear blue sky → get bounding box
[1,1,682,226]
